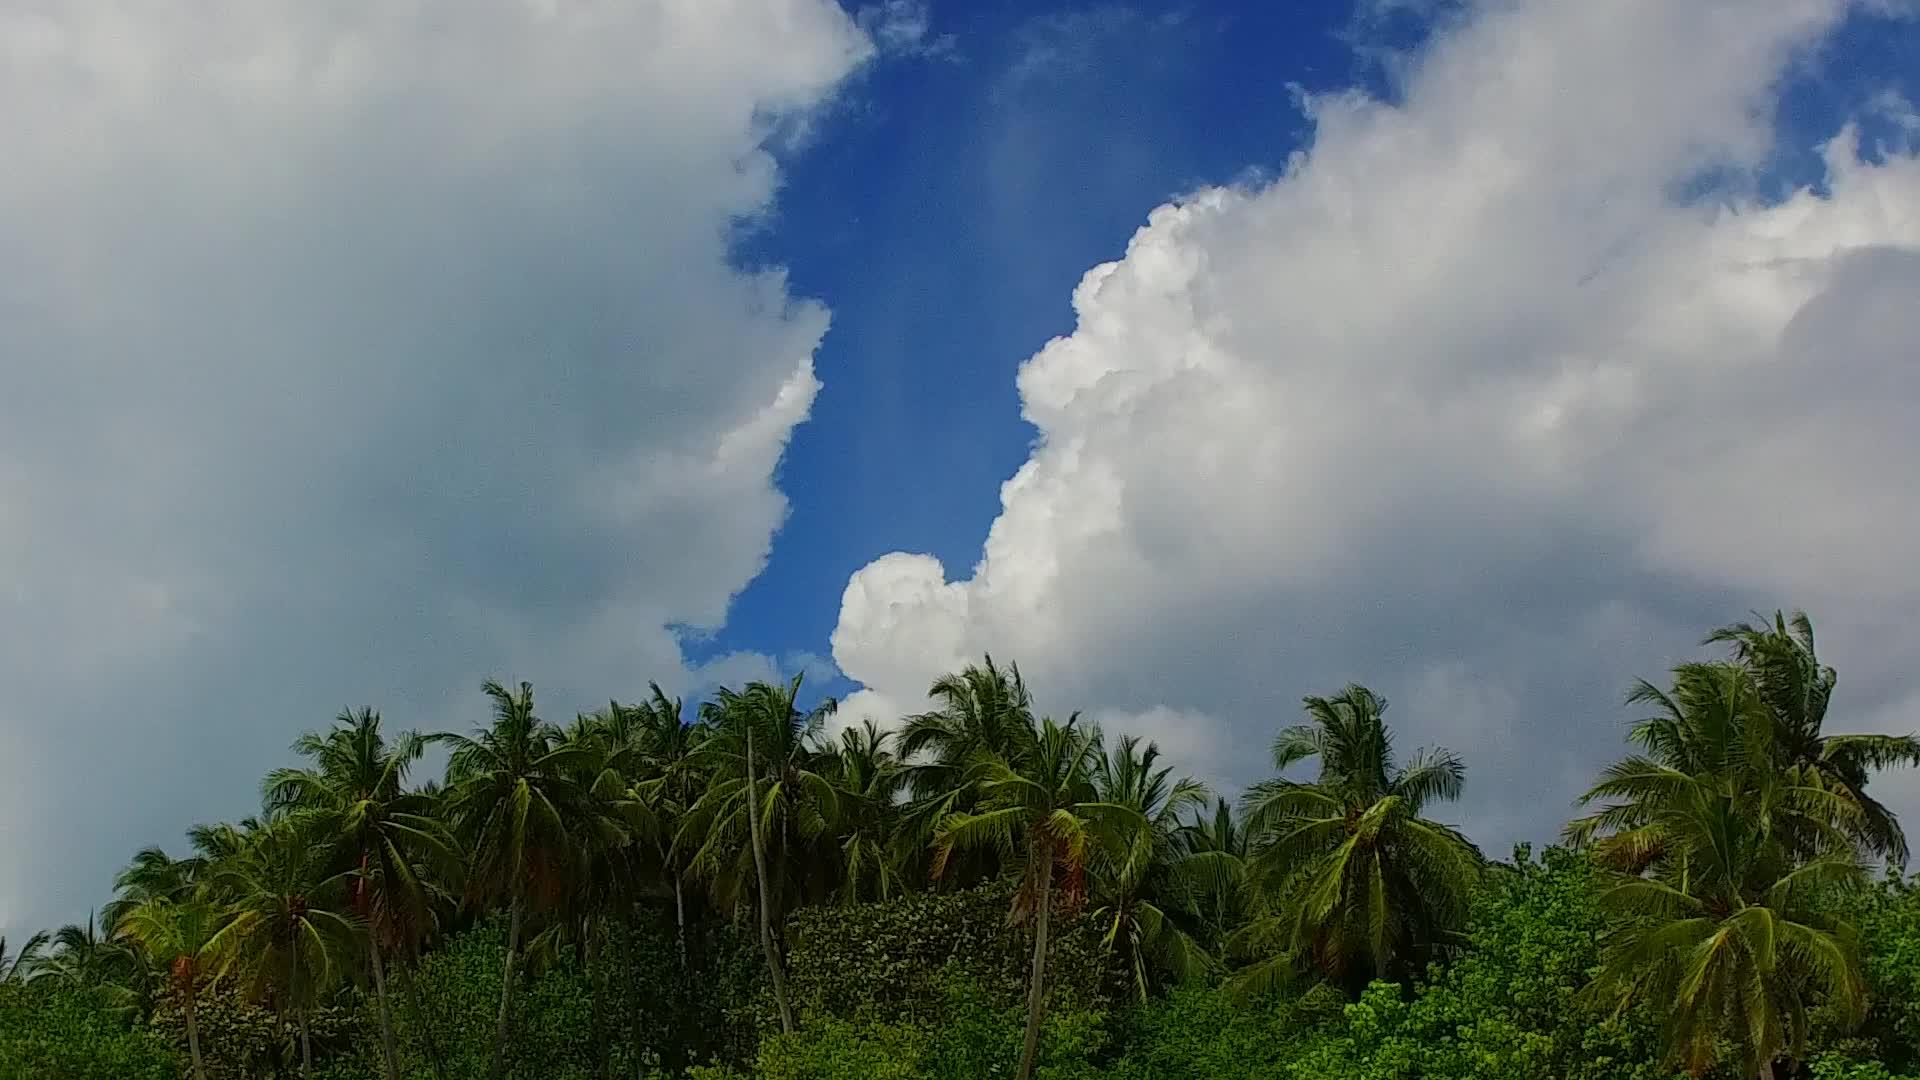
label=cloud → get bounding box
[856,0,956,61]
[0,0,871,936]
[832,0,1920,848]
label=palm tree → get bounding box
[1707,611,1920,865]
[899,658,1037,873]
[264,708,454,1080]
[117,899,222,1080]
[933,714,1143,1080]
[1088,733,1211,1000]
[823,719,910,905]
[1169,799,1253,958]
[1230,684,1482,996]
[680,676,838,1036]
[1566,661,1880,874]
[438,679,598,1080]
[541,710,647,1080]
[627,685,704,968]
[0,932,48,983]
[1583,779,1867,1079]
[203,819,359,1080]
[104,847,204,936]
[39,913,126,990]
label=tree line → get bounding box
[2,610,1917,1080]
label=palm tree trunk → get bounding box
[368,934,400,1080]
[1759,1059,1777,1080]
[628,912,649,1080]
[184,981,209,1080]
[673,869,688,971]
[588,920,610,1080]
[290,941,312,1080]
[745,725,796,1035]
[1017,844,1054,1080]
[490,893,525,1080]
[399,956,451,1080]
[298,1006,314,1080]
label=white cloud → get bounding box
[0,0,871,937]
[833,0,1920,838]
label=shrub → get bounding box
[0,982,177,1080]
[783,881,1120,1027]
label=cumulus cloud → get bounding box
[0,0,871,936]
[833,0,1920,846]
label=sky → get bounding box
[3,0,1919,939]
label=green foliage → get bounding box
[1811,1056,1920,1080]
[149,984,364,1078]
[0,982,177,1080]
[1380,847,1675,1080]
[784,881,1119,1024]
[1835,877,1920,1072]
[744,977,1108,1080]
[393,911,762,1079]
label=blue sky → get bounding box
[3,0,1920,937]
[712,1,1412,687]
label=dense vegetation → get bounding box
[6,611,1920,1080]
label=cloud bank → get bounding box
[0,0,871,936]
[833,0,1920,846]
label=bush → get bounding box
[746,975,1109,1080]
[783,882,1120,1027]
[0,982,178,1080]
[395,906,763,1079]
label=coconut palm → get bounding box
[626,685,705,967]
[438,679,600,1080]
[1230,684,1482,996]
[1708,611,1920,866]
[1583,778,1867,1079]
[895,658,1040,886]
[1088,733,1212,1000]
[822,719,910,905]
[537,710,648,1080]
[203,819,359,1080]
[1565,661,1882,875]
[117,899,223,1080]
[1169,799,1253,957]
[264,707,454,1080]
[38,913,128,990]
[933,714,1144,1080]
[0,932,48,983]
[679,676,839,1035]
[104,847,205,936]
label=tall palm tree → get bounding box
[264,708,454,1080]
[1230,684,1482,996]
[823,719,909,905]
[39,913,130,991]
[898,657,1037,879]
[1707,611,1920,865]
[933,714,1143,1080]
[104,847,204,936]
[1566,661,1879,873]
[117,899,222,1080]
[438,679,599,1080]
[0,932,48,983]
[627,685,704,968]
[1169,799,1253,958]
[679,676,839,1036]
[540,710,647,1080]
[1583,778,1867,1079]
[203,819,359,1080]
[1089,733,1211,1001]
